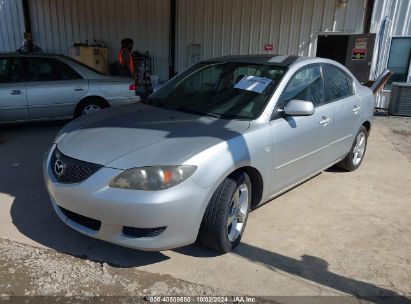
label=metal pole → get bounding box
[169,0,177,79]
[22,0,33,52]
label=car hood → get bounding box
[56,103,250,169]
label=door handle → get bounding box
[319,117,330,126]
[353,105,361,113]
[10,90,21,95]
[74,87,84,91]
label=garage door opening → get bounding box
[316,35,350,65]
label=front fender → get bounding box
[187,124,272,198]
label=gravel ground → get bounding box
[0,238,219,298]
[0,238,395,304]
[374,115,411,162]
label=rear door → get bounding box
[269,64,335,196]
[322,64,361,160]
[26,57,88,119]
[0,57,28,122]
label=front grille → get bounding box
[50,148,102,184]
[59,207,102,231]
[122,226,166,238]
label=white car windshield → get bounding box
[145,62,285,120]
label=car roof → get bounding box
[202,54,308,67]
[0,52,63,58]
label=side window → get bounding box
[323,65,352,102]
[28,58,82,82]
[279,65,324,107]
[0,58,24,83]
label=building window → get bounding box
[384,37,411,90]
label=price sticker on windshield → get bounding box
[234,76,272,93]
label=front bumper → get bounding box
[43,146,211,251]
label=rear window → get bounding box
[64,57,105,75]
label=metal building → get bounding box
[176,0,367,71]
[1,0,410,108]
[0,0,25,52]
[370,0,411,108]
[0,0,170,80]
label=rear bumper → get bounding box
[43,145,211,251]
[109,96,140,106]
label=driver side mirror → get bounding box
[283,99,315,116]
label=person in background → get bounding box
[117,38,135,78]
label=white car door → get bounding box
[269,64,335,196]
[0,57,28,122]
[26,57,88,119]
[322,64,361,160]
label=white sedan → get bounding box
[0,53,139,123]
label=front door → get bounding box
[269,65,334,196]
[0,57,28,122]
[26,57,88,119]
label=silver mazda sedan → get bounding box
[44,55,375,253]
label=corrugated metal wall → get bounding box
[0,0,25,52]
[370,0,411,108]
[2,0,371,81]
[176,0,366,72]
[28,0,170,80]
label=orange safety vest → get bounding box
[117,48,135,75]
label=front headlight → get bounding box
[109,165,197,190]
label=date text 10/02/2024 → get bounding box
[146,296,258,303]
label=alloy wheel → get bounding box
[353,131,366,166]
[82,104,102,116]
[227,183,249,242]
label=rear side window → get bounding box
[279,65,324,107]
[323,65,353,102]
[28,58,82,82]
[0,58,24,83]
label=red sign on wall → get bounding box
[264,44,273,51]
[352,48,367,60]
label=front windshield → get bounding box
[144,62,285,120]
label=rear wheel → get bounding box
[74,98,109,118]
[336,126,368,171]
[199,172,251,253]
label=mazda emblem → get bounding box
[54,159,64,176]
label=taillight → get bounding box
[129,84,136,91]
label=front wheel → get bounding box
[198,172,251,253]
[336,126,368,171]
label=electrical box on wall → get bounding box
[68,46,109,74]
[344,34,376,83]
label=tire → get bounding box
[336,126,368,172]
[74,98,108,118]
[199,172,251,253]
